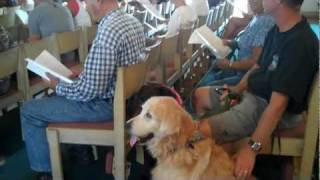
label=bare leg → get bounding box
[193,87,212,115]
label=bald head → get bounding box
[84,0,119,22]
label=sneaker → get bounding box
[0,155,5,166]
[33,172,52,180]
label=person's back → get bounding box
[74,0,91,27]
[166,3,197,38]
[28,1,74,39]
[67,0,92,27]
[186,0,209,16]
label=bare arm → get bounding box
[231,63,259,93]
[230,47,262,70]
[251,91,289,147]
[234,91,289,178]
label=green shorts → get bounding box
[208,87,303,143]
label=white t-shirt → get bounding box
[186,0,209,16]
[74,0,92,27]
[166,5,197,38]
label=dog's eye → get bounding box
[145,112,152,119]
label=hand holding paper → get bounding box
[25,50,74,84]
[42,73,59,90]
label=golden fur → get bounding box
[129,97,235,180]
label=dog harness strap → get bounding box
[186,131,205,149]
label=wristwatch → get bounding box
[248,139,262,153]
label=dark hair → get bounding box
[282,0,304,8]
[126,82,182,120]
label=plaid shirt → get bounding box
[0,25,10,52]
[56,8,146,101]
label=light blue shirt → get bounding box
[28,2,74,38]
[237,14,275,60]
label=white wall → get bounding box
[301,0,318,13]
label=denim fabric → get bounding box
[20,96,113,172]
[198,68,238,87]
[204,75,242,86]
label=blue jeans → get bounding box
[20,96,113,172]
[204,75,242,86]
[198,69,238,87]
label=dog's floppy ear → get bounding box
[158,111,181,136]
[158,99,192,136]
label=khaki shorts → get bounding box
[208,87,303,143]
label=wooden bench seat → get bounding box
[48,122,113,130]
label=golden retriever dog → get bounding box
[128,97,235,180]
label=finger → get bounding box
[219,91,229,101]
[247,166,254,179]
[235,162,242,177]
[237,170,246,180]
[235,158,244,177]
[41,77,49,83]
[243,170,249,180]
[45,72,55,80]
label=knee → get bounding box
[193,87,210,111]
[20,100,37,124]
[20,101,33,116]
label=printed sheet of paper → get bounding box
[188,25,231,59]
[25,50,74,83]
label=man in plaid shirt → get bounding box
[20,0,145,179]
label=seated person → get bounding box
[0,24,11,167]
[28,0,74,42]
[67,0,92,27]
[146,0,196,82]
[193,0,318,179]
[220,0,252,39]
[28,0,76,64]
[199,0,274,87]
[0,0,18,7]
[0,24,17,96]
[165,0,197,38]
[18,0,35,12]
[221,15,253,39]
[186,0,209,17]
[20,0,146,179]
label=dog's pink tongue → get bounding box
[129,136,138,147]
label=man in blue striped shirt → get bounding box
[20,0,146,179]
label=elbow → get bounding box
[268,92,289,117]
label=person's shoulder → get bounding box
[256,14,275,26]
[181,5,194,12]
[100,11,141,35]
[289,18,318,46]
[179,5,197,18]
[301,20,318,41]
[30,3,46,15]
